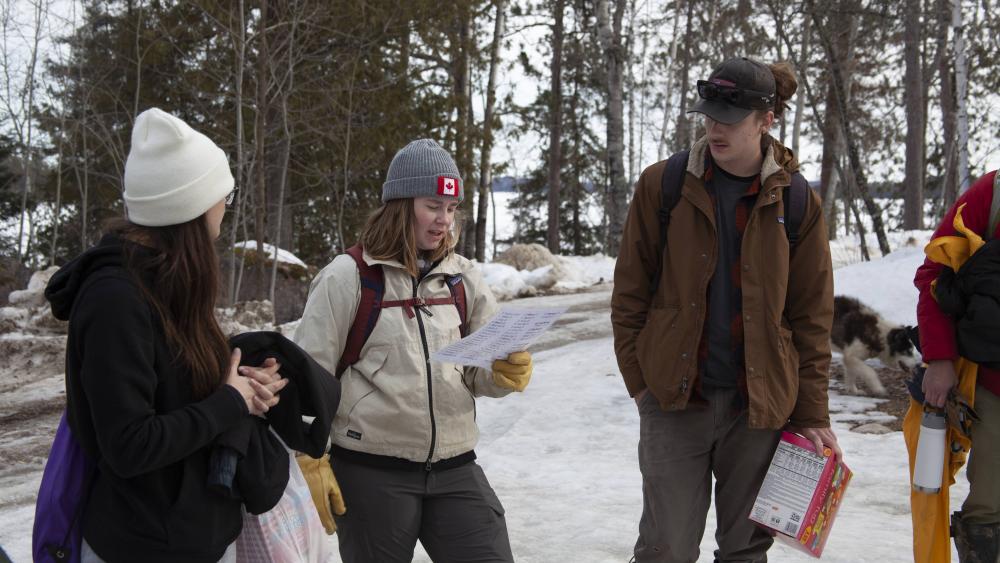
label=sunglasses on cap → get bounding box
[225,187,239,206]
[696,80,775,110]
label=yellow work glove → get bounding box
[492,351,533,392]
[296,453,346,534]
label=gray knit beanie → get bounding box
[382,139,464,202]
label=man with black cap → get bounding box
[612,57,840,562]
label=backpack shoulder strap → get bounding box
[783,171,809,248]
[445,274,469,338]
[336,245,384,378]
[988,171,1000,241]
[651,150,690,292]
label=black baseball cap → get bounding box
[688,57,776,125]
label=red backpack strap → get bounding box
[336,245,384,378]
[445,274,469,337]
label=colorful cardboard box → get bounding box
[749,431,852,557]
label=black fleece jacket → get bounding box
[46,234,249,563]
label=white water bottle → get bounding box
[913,410,947,494]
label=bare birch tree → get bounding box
[903,0,925,229]
[546,0,565,254]
[810,1,891,256]
[597,0,627,256]
[952,0,970,193]
[0,0,51,261]
[475,0,505,262]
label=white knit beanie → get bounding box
[123,108,234,227]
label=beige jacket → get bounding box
[294,250,509,463]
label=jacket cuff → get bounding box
[216,384,251,418]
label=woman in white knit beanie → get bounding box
[44,108,287,563]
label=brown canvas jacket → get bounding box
[611,134,833,429]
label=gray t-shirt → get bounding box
[702,166,757,388]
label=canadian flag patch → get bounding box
[437,176,459,197]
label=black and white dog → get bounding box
[830,295,921,396]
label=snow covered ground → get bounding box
[0,229,969,562]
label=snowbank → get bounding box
[828,229,932,270]
[480,254,615,300]
[233,241,307,268]
[7,267,58,309]
[833,246,927,326]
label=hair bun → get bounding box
[768,62,798,119]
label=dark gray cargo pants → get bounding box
[330,456,514,563]
[634,387,781,563]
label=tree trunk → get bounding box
[80,114,90,248]
[268,10,297,323]
[636,1,648,176]
[625,0,636,184]
[454,5,475,257]
[952,0,970,193]
[903,0,925,229]
[16,0,46,262]
[791,17,811,156]
[476,0,505,262]
[254,0,269,297]
[819,100,842,239]
[50,134,63,266]
[338,62,358,254]
[546,0,565,254]
[769,0,848,242]
[655,0,682,161]
[674,0,695,152]
[811,4,891,256]
[597,0,628,257]
[570,33,583,255]
[811,1,856,239]
[132,1,143,117]
[228,0,247,303]
[937,0,958,208]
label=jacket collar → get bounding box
[361,248,463,277]
[687,134,795,191]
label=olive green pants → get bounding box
[330,457,513,563]
[634,387,781,563]
[963,385,1000,524]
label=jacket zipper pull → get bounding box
[415,298,434,317]
[425,460,433,472]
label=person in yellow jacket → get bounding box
[912,169,1000,562]
[295,139,530,563]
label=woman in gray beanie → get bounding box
[295,139,531,562]
[44,108,287,563]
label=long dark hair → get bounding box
[107,216,230,399]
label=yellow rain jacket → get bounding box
[905,203,981,563]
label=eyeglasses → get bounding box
[225,187,239,206]
[697,80,775,110]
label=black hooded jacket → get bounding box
[935,237,1000,368]
[46,234,249,563]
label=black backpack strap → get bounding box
[651,150,690,292]
[445,274,469,338]
[783,171,809,248]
